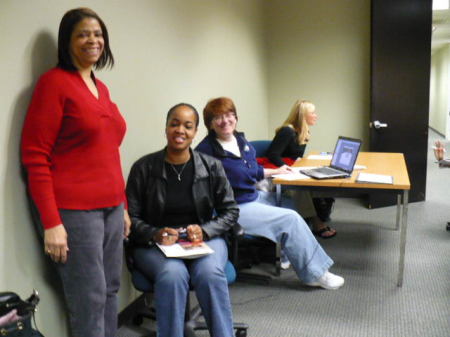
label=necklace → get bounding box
[170,161,188,181]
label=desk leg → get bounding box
[395,194,401,230]
[275,184,281,206]
[274,184,283,275]
[397,190,409,287]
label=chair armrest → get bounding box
[123,238,135,272]
[228,223,244,265]
[439,159,450,167]
[231,223,245,238]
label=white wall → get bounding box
[265,0,371,152]
[429,45,449,137]
[0,1,267,336]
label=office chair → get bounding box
[124,229,249,337]
[232,140,282,278]
[250,140,271,159]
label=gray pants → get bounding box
[57,204,124,337]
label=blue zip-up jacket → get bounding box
[196,132,264,204]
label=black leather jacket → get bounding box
[126,149,239,246]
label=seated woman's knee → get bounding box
[193,267,226,289]
[277,207,303,229]
[157,263,189,286]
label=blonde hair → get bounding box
[276,100,315,145]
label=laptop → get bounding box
[300,136,362,179]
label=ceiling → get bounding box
[432,9,450,53]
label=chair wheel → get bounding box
[132,315,144,326]
[235,328,247,337]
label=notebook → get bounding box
[300,136,362,179]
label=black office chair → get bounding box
[124,227,249,337]
[233,140,281,278]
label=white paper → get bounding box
[354,165,367,170]
[156,242,214,259]
[307,154,333,160]
[272,173,310,180]
[290,166,318,173]
[356,172,393,184]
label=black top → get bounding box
[162,158,198,227]
[126,149,239,246]
[267,126,306,167]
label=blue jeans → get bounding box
[238,191,333,283]
[57,204,124,337]
[134,237,234,337]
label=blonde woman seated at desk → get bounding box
[266,100,336,239]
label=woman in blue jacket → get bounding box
[196,97,344,290]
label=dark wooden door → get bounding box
[369,0,432,207]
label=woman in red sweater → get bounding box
[21,8,129,337]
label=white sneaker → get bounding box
[305,271,344,290]
[281,261,291,270]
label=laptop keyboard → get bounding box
[314,167,342,175]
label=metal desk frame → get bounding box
[273,152,410,287]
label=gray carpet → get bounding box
[119,129,450,337]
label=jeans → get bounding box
[57,204,124,337]
[134,237,234,337]
[238,191,333,283]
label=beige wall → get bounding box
[430,45,449,137]
[265,0,371,151]
[0,1,267,336]
[0,1,371,336]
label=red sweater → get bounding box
[21,68,127,229]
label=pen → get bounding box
[162,232,178,237]
[162,228,188,237]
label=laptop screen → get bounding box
[330,137,362,172]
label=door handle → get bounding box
[371,120,388,129]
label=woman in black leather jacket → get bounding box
[126,103,238,337]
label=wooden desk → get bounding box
[272,152,411,286]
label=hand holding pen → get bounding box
[154,227,179,246]
[154,226,203,245]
